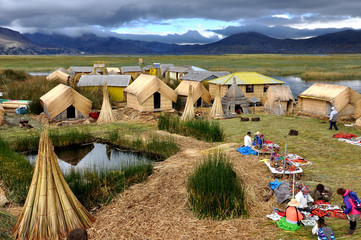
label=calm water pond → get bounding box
[26,143,150,174]
[273,76,361,97]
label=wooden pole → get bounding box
[292,173,295,198]
[283,143,287,178]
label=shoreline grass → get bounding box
[158,114,224,142]
[187,152,246,220]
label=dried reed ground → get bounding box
[88,131,278,240]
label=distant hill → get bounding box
[1,27,361,55]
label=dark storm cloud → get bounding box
[1,0,361,42]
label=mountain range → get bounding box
[1,26,361,55]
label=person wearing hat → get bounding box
[329,107,338,130]
[254,131,264,149]
[243,131,253,147]
[277,199,304,231]
[295,186,314,212]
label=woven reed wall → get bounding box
[161,94,173,110]
[127,93,142,111]
[332,89,349,112]
[300,98,327,115]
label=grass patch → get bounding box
[108,131,180,160]
[158,114,224,142]
[65,163,153,209]
[187,152,246,220]
[0,211,17,240]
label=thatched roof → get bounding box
[223,79,247,101]
[13,131,95,240]
[262,85,295,104]
[159,64,174,75]
[121,66,142,73]
[46,68,73,83]
[180,71,230,82]
[207,72,284,85]
[40,84,92,120]
[175,80,211,104]
[299,83,348,101]
[78,75,131,87]
[124,74,178,104]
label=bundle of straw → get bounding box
[13,131,95,240]
[209,85,224,119]
[97,83,116,123]
[180,85,195,121]
[0,103,4,125]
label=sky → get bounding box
[1,0,361,43]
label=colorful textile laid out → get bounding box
[310,200,347,219]
[264,141,280,149]
[333,132,357,139]
[236,146,257,155]
[285,154,312,166]
[338,138,361,147]
[265,159,303,174]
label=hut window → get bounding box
[246,85,254,93]
[154,92,161,109]
[264,85,269,92]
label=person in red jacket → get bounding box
[337,188,361,235]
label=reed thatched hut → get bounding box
[222,79,250,115]
[262,85,295,115]
[77,75,132,101]
[13,131,95,240]
[175,80,211,107]
[298,83,361,118]
[46,68,73,84]
[121,66,142,80]
[40,84,92,121]
[207,72,284,101]
[124,74,178,112]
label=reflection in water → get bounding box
[26,143,150,174]
[273,76,361,97]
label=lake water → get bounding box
[273,76,361,97]
[26,143,150,174]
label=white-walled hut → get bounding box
[221,79,250,115]
[40,84,92,121]
[124,74,178,112]
[175,80,211,107]
[298,83,361,118]
[262,85,295,115]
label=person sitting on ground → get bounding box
[337,188,361,236]
[270,148,280,161]
[312,184,333,202]
[314,218,335,240]
[254,131,264,149]
[277,198,304,231]
[243,131,253,147]
[295,186,314,212]
[329,107,338,130]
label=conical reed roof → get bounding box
[97,83,116,123]
[180,85,195,121]
[222,78,247,101]
[13,131,95,240]
[209,85,224,119]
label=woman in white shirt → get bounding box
[295,186,314,212]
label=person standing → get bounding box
[337,188,361,235]
[244,131,253,147]
[254,131,264,149]
[329,107,338,130]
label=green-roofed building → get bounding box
[207,72,284,101]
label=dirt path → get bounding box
[88,133,279,240]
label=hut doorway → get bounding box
[67,105,76,118]
[235,104,242,114]
[154,92,161,109]
[196,98,202,107]
[286,101,292,113]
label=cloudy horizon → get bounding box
[1,0,361,43]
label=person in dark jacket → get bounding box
[337,188,361,235]
[329,107,338,130]
[312,184,333,202]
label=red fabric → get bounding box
[311,200,347,219]
[264,140,273,144]
[89,112,99,120]
[333,133,357,139]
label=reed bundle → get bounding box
[180,85,194,121]
[0,103,4,125]
[209,85,224,119]
[13,131,95,240]
[97,83,116,123]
